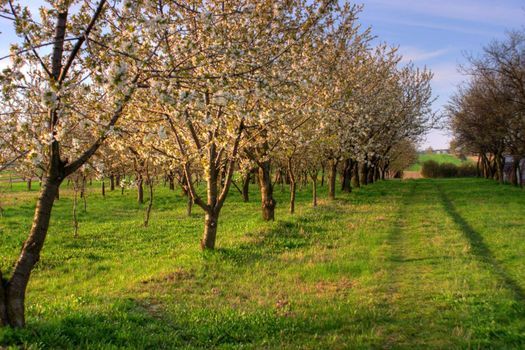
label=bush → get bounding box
[457,163,477,177]
[421,160,477,178]
[421,160,440,178]
[439,163,458,177]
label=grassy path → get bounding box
[0,178,524,348]
[374,180,525,348]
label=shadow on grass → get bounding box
[437,184,525,304]
[210,217,327,266]
[1,297,383,349]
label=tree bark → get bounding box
[359,162,368,186]
[509,157,520,186]
[144,179,154,227]
[328,158,338,200]
[258,161,276,221]
[242,172,250,202]
[0,271,7,326]
[168,172,175,191]
[351,162,360,188]
[311,173,318,207]
[495,153,504,184]
[287,158,296,214]
[101,180,105,197]
[27,179,32,191]
[110,175,115,191]
[201,211,218,250]
[341,159,352,193]
[320,163,325,187]
[7,177,60,327]
[137,176,144,204]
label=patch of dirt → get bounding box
[403,171,422,179]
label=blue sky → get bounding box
[357,0,525,149]
[1,1,524,149]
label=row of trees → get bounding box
[0,0,434,328]
[448,30,525,185]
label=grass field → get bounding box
[1,178,524,349]
[408,153,473,172]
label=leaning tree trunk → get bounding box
[328,158,338,200]
[5,177,60,327]
[258,161,276,221]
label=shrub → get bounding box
[457,163,477,177]
[421,160,477,178]
[439,163,458,177]
[421,160,440,178]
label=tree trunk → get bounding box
[352,162,360,188]
[328,158,338,200]
[311,174,318,208]
[359,162,368,186]
[367,165,375,184]
[321,163,325,187]
[6,177,60,327]
[288,158,296,214]
[201,211,218,250]
[110,175,115,191]
[258,161,276,221]
[242,172,250,202]
[116,175,121,187]
[290,180,296,214]
[169,173,175,191]
[27,179,32,191]
[73,188,79,237]
[137,176,144,204]
[341,159,352,193]
[495,154,504,184]
[0,271,8,326]
[144,180,154,227]
[101,180,105,198]
[187,196,193,217]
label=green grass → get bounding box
[408,153,472,171]
[0,178,524,349]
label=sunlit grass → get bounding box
[408,153,473,171]
[0,178,524,348]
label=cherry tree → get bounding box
[0,0,157,327]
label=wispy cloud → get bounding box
[399,47,451,63]
[366,16,497,36]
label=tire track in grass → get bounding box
[377,180,418,347]
[436,182,525,304]
[379,179,481,348]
